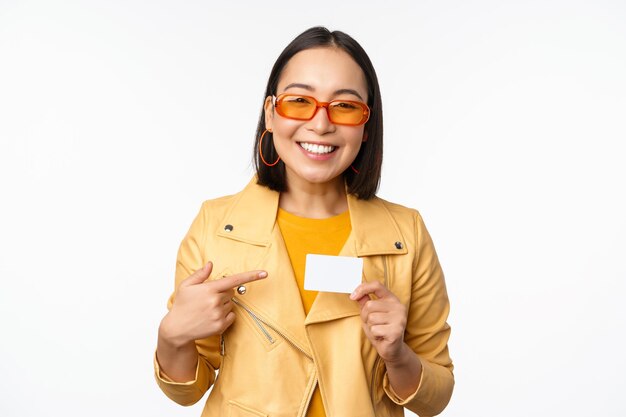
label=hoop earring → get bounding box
[350,165,360,174]
[259,129,280,167]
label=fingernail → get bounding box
[349,291,357,300]
[258,271,268,278]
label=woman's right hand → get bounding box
[159,262,268,347]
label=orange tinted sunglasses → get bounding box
[273,94,370,126]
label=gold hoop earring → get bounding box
[259,129,280,167]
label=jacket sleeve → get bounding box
[154,202,222,406]
[382,211,454,416]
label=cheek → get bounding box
[343,128,366,148]
[272,118,302,140]
[270,120,303,159]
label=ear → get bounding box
[264,96,274,131]
[362,130,368,142]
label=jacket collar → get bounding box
[217,178,408,256]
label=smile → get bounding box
[298,142,337,155]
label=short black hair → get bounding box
[253,26,383,200]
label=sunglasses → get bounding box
[272,94,370,126]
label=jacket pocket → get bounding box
[228,400,268,417]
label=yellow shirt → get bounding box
[277,208,351,417]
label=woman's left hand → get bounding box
[350,281,408,363]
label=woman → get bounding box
[155,27,454,417]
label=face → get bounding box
[264,47,368,190]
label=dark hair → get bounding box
[253,26,383,200]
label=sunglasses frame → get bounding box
[272,93,370,126]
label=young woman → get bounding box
[155,27,454,417]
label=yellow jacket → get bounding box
[155,179,454,417]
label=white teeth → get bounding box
[299,142,336,154]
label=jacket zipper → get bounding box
[231,298,275,344]
[370,356,382,401]
[231,298,312,358]
[382,254,389,287]
[371,255,389,400]
[301,377,317,417]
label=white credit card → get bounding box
[304,254,363,293]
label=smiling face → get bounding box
[264,47,368,191]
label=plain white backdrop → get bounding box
[1,1,625,416]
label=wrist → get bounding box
[384,343,418,371]
[383,343,423,401]
[158,314,193,349]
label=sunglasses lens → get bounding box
[277,95,317,120]
[276,95,370,126]
[328,101,369,125]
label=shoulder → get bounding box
[196,178,262,217]
[193,179,279,239]
[198,192,239,214]
[186,189,242,238]
[374,196,420,217]
[366,196,435,254]
[371,196,426,229]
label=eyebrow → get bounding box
[282,83,365,102]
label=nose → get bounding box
[306,104,336,134]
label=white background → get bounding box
[1,1,625,416]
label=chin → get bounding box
[290,169,344,186]
[302,175,333,184]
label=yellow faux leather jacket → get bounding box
[155,179,454,417]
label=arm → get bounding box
[156,263,222,383]
[351,212,454,415]
[154,202,268,406]
[390,211,454,415]
[350,282,422,398]
[154,203,216,406]
[155,261,267,405]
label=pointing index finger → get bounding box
[212,270,268,292]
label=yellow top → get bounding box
[277,207,352,417]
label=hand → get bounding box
[160,262,268,347]
[350,280,408,364]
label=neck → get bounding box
[279,175,348,219]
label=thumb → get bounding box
[355,294,370,309]
[181,261,213,287]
